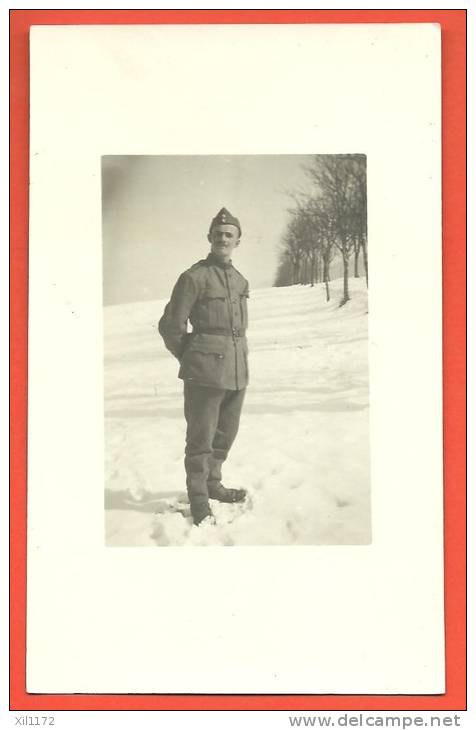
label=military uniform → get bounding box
[158,208,249,525]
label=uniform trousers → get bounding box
[183,383,246,509]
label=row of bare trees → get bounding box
[274,155,368,305]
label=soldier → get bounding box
[158,207,249,526]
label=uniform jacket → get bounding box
[158,253,249,390]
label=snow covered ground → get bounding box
[104,278,371,546]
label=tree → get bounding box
[314,206,337,302]
[291,202,323,287]
[305,154,366,305]
[348,155,368,286]
[279,216,304,285]
[295,198,337,300]
[274,253,293,287]
[274,154,367,301]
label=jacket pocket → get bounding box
[198,286,227,329]
[179,335,227,387]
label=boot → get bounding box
[208,483,247,503]
[190,498,215,527]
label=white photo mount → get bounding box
[27,23,443,695]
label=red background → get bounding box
[9,9,467,712]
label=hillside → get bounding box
[104,278,370,546]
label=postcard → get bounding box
[26,22,443,695]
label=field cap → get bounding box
[209,207,241,237]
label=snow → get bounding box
[104,278,371,546]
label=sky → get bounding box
[101,155,315,305]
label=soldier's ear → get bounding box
[207,233,212,244]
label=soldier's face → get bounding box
[208,224,240,263]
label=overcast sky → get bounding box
[102,155,315,306]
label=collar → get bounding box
[206,252,233,269]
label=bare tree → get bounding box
[275,154,367,300]
[353,234,361,277]
[348,155,368,286]
[291,202,323,287]
[306,155,365,305]
[319,210,337,302]
[280,216,305,285]
[274,252,293,287]
[297,199,335,301]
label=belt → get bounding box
[194,327,246,337]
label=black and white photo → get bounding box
[102,154,371,545]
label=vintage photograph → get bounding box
[103,154,370,546]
